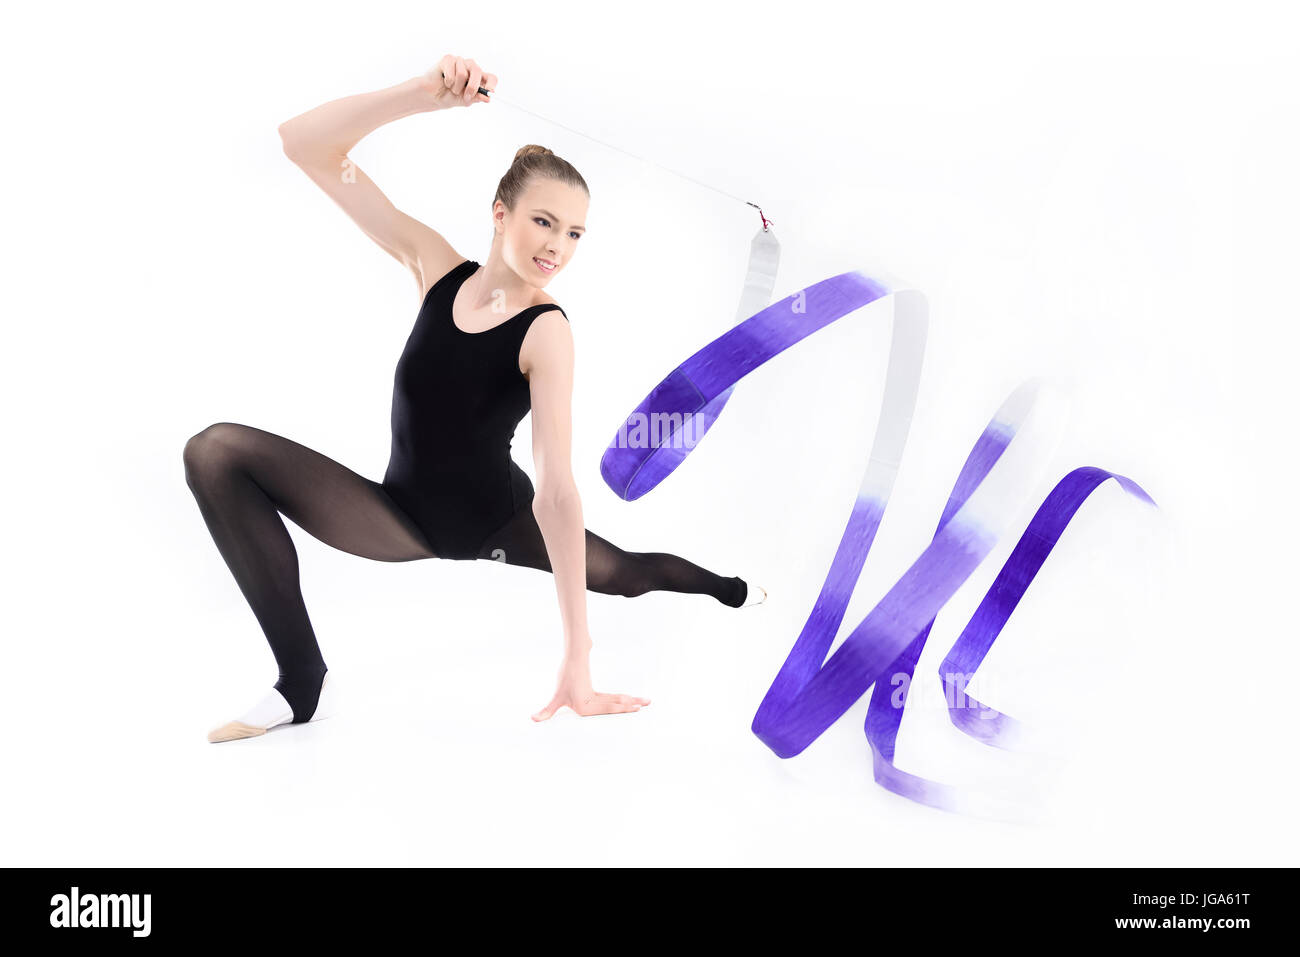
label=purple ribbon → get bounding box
[600,260,1156,816]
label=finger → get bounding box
[465,60,484,103]
[451,56,468,95]
[532,693,564,722]
[532,703,556,722]
[599,698,641,715]
[440,56,459,91]
[596,693,650,706]
[481,71,498,98]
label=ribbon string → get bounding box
[489,91,772,232]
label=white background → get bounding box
[2,0,1295,865]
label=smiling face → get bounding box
[493,177,588,287]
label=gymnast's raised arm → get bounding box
[276,55,496,301]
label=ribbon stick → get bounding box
[600,226,1157,816]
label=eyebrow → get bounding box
[533,209,586,232]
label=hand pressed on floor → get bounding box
[532,663,650,721]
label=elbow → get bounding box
[277,121,309,163]
[278,123,301,162]
[532,482,581,517]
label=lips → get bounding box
[533,257,557,273]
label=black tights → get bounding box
[182,422,746,722]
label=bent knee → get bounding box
[182,422,248,482]
[589,575,647,599]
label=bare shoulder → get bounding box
[519,306,572,379]
[413,240,470,300]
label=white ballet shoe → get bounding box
[739,580,768,608]
[207,672,335,743]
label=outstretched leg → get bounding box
[182,422,437,724]
[477,500,747,607]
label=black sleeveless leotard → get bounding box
[381,259,568,560]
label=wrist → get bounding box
[562,636,593,664]
[404,74,444,112]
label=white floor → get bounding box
[3,457,1272,865]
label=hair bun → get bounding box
[493,144,589,217]
[513,144,553,163]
